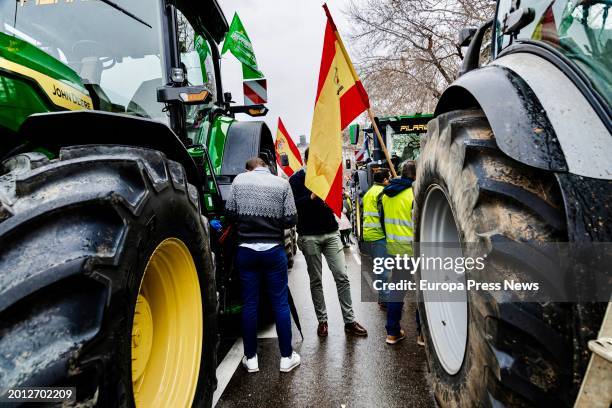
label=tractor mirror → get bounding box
[280,153,290,167]
[458,19,494,76]
[157,84,213,105]
[345,159,351,170]
[458,27,477,48]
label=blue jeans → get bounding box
[237,245,292,358]
[386,301,404,336]
[386,303,421,336]
[370,239,390,303]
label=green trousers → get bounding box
[297,231,355,324]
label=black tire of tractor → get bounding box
[0,146,217,407]
[413,110,577,407]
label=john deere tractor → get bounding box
[0,0,277,406]
[414,0,611,406]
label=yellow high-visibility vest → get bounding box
[382,187,414,255]
[362,184,385,242]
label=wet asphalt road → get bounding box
[214,242,435,408]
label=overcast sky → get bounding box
[218,0,355,142]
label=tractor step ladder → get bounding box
[574,301,612,408]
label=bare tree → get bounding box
[347,0,495,115]
[177,13,195,53]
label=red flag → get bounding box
[275,118,303,177]
[532,2,559,44]
[306,4,370,216]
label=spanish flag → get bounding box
[532,2,559,45]
[275,118,303,177]
[306,4,370,216]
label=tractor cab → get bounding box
[0,0,227,125]
[368,113,433,164]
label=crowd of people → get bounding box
[224,148,418,373]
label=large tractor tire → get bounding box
[414,110,578,407]
[0,146,217,407]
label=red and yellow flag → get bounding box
[275,118,303,177]
[532,2,559,44]
[306,4,370,216]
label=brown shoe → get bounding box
[344,321,368,336]
[317,321,328,337]
[386,329,406,345]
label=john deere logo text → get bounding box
[400,124,427,132]
[52,84,92,109]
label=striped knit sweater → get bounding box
[226,167,298,244]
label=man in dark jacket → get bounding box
[226,157,301,373]
[290,148,367,337]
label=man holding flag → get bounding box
[290,148,367,337]
[289,4,371,338]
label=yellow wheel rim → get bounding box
[131,238,203,408]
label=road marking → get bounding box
[213,324,279,406]
[213,339,244,407]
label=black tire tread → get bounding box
[414,109,574,407]
[0,145,216,407]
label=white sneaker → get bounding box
[242,355,259,373]
[279,351,301,372]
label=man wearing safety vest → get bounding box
[380,161,417,345]
[362,168,390,306]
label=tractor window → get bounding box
[177,10,217,145]
[547,1,612,106]
[496,0,612,108]
[3,0,168,123]
[0,2,14,29]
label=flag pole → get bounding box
[367,108,398,178]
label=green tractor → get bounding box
[0,0,278,406]
[415,0,611,406]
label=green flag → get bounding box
[349,124,360,145]
[222,13,264,79]
[194,34,210,82]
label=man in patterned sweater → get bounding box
[226,157,300,373]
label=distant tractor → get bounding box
[349,114,431,246]
[369,113,433,162]
[0,0,280,406]
[414,1,611,406]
